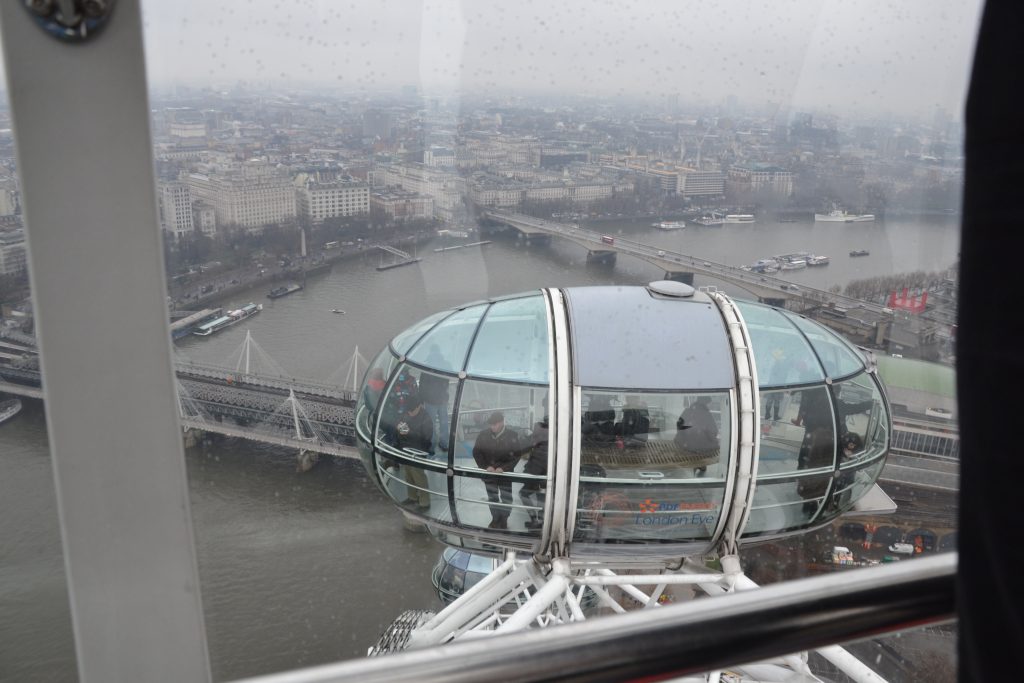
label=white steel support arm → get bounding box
[0,2,211,681]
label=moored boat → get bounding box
[268,283,304,299]
[724,214,755,223]
[0,398,22,426]
[807,255,830,266]
[815,209,875,223]
[193,303,262,336]
[694,212,724,226]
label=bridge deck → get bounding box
[483,209,895,313]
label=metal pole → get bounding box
[352,346,360,393]
[0,2,211,680]
[290,389,303,439]
[245,330,252,376]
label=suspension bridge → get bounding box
[0,330,364,461]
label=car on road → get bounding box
[702,261,711,267]
[657,250,666,256]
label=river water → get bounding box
[0,215,960,681]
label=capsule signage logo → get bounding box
[634,500,717,527]
[638,499,660,513]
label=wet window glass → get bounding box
[21,0,972,675]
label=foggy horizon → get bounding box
[134,0,982,120]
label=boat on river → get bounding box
[651,221,685,230]
[694,212,724,226]
[815,209,875,223]
[724,214,755,223]
[193,303,262,336]
[849,249,870,257]
[0,398,22,426]
[268,283,304,299]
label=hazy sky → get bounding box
[1,1,985,119]
[137,0,983,117]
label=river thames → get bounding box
[0,215,960,681]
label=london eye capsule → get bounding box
[355,283,891,561]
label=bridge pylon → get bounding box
[230,330,288,378]
[328,346,370,392]
[586,250,616,265]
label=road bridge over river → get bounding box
[483,210,897,316]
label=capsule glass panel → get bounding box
[744,474,835,536]
[758,385,836,476]
[373,362,452,519]
[834,373,888,467]
[465,295,549,384]
[735,301,825,388]
[827,458,887,517]
[452,380,548,535]
[356,347,397,444]
[406,304,488,373]
[390,309,452,357]
[783,311,866,379]
[575,390,730,544]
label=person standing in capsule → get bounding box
[473,411,522,530]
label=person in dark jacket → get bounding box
[473,411,522,530]
[519,414,549,530]
[675,396,720,475]
[616,394,650,447]
[792,386,874,513]
[393,391,433,512]
[380,367,418,444]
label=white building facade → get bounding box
[186,163,296,231]
[295,179,370,223]
[158,181,195,239]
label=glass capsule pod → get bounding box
[355,283,891,560]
